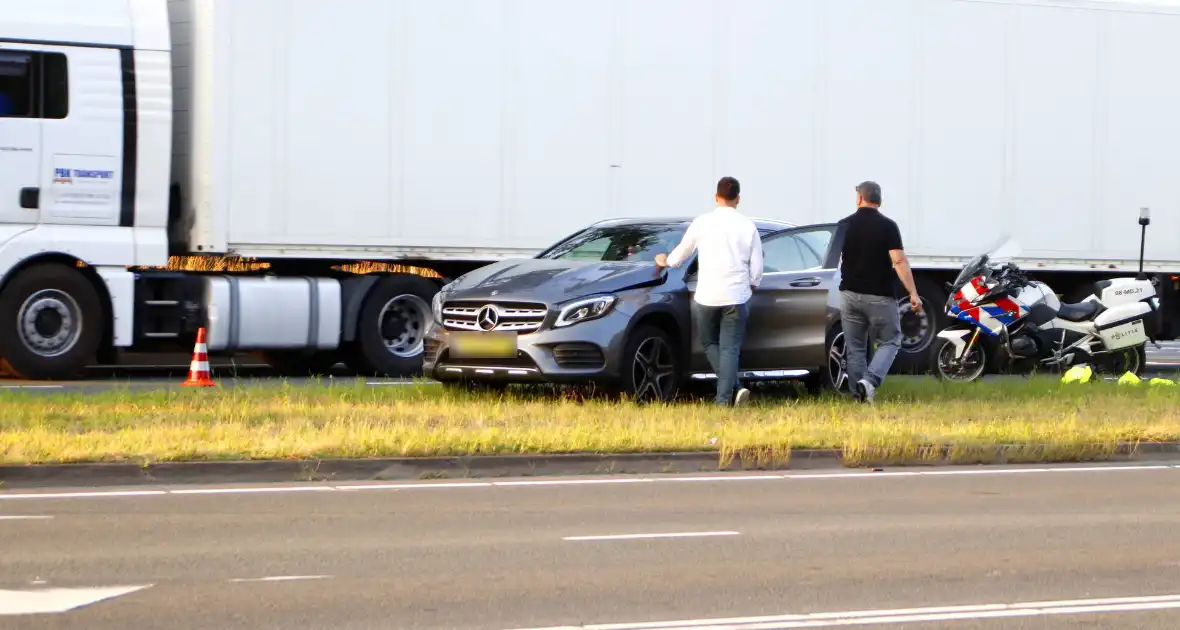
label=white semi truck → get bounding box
[0,0,1177,380]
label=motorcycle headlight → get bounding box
[554,295,617,328]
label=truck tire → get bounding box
[347,274,439,378]
[891,274,947,375]
[0,264,105,380]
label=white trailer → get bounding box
[0,0,1177,379]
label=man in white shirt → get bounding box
[655,176,764,407]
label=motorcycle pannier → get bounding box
[1094,303,1151,351]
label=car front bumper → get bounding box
[423,311,631,384]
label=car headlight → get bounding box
[431,292,444,324]
[554,295,617,328]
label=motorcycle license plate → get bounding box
[450,331,518,359]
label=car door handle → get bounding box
[789,277,822,287]
[19,187,39,210]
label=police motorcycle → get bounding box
[930,237,1160,382]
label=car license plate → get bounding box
[450,331,517,360]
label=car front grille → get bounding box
[442,301,548,333]
[552,343,606,370]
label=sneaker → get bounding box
[855,379,876,404]
[734,388,752,408]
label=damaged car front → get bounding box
[423,219,693,396]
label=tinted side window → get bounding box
[762,235,806,272]
[795,228,834,266]
[0,51,69,119]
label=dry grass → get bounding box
[1,377,1179,467]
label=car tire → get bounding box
[619,325,681,403]
[806,323,850,396]
[0,264,106,380]
[346,275,439,378]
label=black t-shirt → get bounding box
[838,207,904,298]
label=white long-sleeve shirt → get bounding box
[665,206,764,307]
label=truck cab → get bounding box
[0,0,174,378]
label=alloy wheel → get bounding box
[631,337,677,403]
[827,331,849,393]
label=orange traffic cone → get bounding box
[181,327,216,387]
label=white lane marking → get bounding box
[168,486,333,495]
[1048,465,1173,472]
[0,584,152,616]
[0,515,53,520]
[0,385,64,389]
[336,482,493,490]
[564,531,739,542]
[495,478,653,487]
[227,575,331,583]
[1,463,1178,501]
[0,490,168,500]
[668,475,787,483]
[505,593,1180,630]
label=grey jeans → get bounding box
[839,290,902,390]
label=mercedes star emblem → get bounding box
[476,305,499,331]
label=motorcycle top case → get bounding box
[1096,278,1156,309]
[1094,302,1151,351]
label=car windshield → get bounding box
[538,224,685,263]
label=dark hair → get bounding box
[716,176,741,202]
[856,181,882,206]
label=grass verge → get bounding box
[0,377,1178,467]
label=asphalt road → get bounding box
[4,464,1180,629]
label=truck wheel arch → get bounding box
[0,258,112,379]
[0,253,116,358]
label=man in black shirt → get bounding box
[837,181,921,403]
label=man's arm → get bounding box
[656,221,699,268]
[748,228,764,290]
[887,222,921,312]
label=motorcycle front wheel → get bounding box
[931,334,987,382]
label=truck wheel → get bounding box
[260,350,341,377]
[0,264,105,380]
[891,274,947,375]
[348,275,438,378]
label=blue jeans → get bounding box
[692,302,749,406]
[840,290,902,390]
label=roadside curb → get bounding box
[2,443,1179,490]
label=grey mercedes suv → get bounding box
[423,217,853,401]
